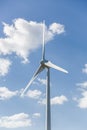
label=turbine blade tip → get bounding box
[63,69,68,74]
[20,93,24,98]
[66,71,68,74]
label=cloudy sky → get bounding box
[0,0,87,130]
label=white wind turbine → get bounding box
[21,21,68,130]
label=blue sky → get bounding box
[0,0,87,130]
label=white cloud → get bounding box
[0,58,11,76]
[26,89,42,99]
[51,95,68,105]
[77,91,87,108]
[32,78,47,87]
[38,98,46,105]
[0,87,18,100]
[76,81,87,89]
[0,113,32,128]
[74,81,87,108]
[0,18,65,63]
[37,78,47,86]
[82,64,87,74]
[33,113,40,118]
[38,95,68,105]
[49,23,65,34]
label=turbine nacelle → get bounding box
[40,59,49,68]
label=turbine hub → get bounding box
[40,59,48,65]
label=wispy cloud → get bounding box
[32,113,41,118]
[0,58,11,76]
[38,98,46,105]
[76,81,87,89]
[0,113,32,128]
[33,78,47,87]
[0,87,18,100]
[0,19,65,63]
[37,78,47,86]
[82,64,87,74]
[38,95,68,105]
[26,89,42,99]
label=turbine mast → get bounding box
[46,67,51,130]
[42,20,45,60]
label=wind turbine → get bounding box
[21,21,68,130]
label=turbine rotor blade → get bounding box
[42,20,45,60]
[21,65,45,97]
[44,61,68,73]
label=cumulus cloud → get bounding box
[49,23,65,34]
[0,58,11,76]
[26,89,42,99]
[0,18,65,63]
[76,64,87,108]
[0,87,18,100]
[0,113,32,128]
[77,91,87,108]
[38,95,68,105]
[51,95,68,105]
[82,64,87,74]
[75,81,87,108]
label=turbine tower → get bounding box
[21,21,68,130]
